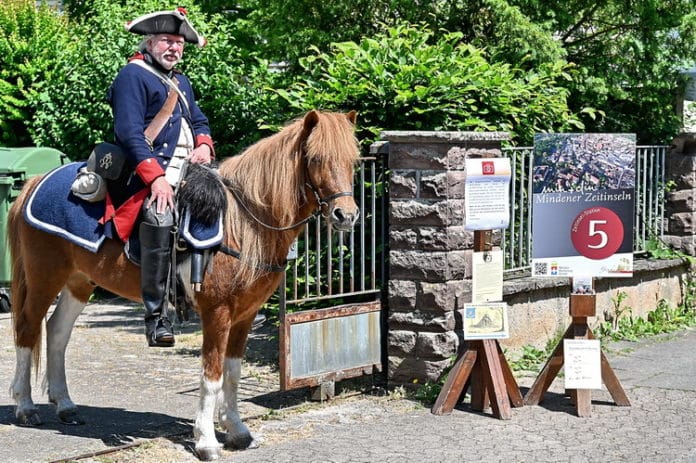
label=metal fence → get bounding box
[501,145,670,274]
[278,144,669,305]
[279,153,388,312]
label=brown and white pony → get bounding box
[9,110,360,461]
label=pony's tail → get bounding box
[8,176,43,376]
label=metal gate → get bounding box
[278,145,388,391]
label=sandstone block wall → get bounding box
[382,131,509,385]
[664,132,696,255]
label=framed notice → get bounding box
[531,133,635,278]
[463,303,509,340]
[464,158,511,230]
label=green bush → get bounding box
[31,0,152,158]
[181,17,289,156]
[31,0,281,160]
[0,0,70,146]
[273,23,586,146]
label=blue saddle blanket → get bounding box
[24,162,223,253]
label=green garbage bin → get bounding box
[0,147,66,312]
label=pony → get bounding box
[8,110,360,461]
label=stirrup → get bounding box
[146,318,175,347]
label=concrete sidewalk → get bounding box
[1,301,695,462]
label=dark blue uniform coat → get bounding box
[103,53,215,241]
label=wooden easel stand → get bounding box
[431,230,523,419]
[523,293,630,417]
[431,338,523,419]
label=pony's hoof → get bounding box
[58,409,85,425]
[17,409,43,427]
[224,431,259,450]
[195,446,222,461]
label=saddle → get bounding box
[24,162,227,320]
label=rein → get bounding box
[217,175,352,273]
[222,177,352,232]
[218,245,287,273]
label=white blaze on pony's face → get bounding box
[302,110,360,231]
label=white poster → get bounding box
[472,250,504,303]
[564,339,602,390]
[464,158,511,230]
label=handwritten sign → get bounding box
[564,339,602,389]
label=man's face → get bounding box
[147,34,185,70]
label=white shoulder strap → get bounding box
[129,59,190,112]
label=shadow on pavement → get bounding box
[0,403,193,445]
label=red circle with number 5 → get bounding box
[570,207,624,260]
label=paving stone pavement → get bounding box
[1,300,695,462]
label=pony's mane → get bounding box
[218,111,359,285]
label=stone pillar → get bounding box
[382,131,510,387]
[664,133,696,256]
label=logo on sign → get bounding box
[482,161,495,175]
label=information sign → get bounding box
[531,133,636,277]
[564,339,602,390]
[463,303,509,340]
[464,158,511,231]
[472,250,504,303]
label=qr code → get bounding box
[534,262,548,275]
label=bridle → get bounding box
[222,175,353,232]
[219,172,352,272]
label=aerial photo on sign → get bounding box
[531,133,636,278]
[533,134,635,193]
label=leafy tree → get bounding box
[219,0,696,143]
[510,0,696,142]
[0,0,69,146]
[30,0,143,157]
[213,0,441,66]
[19,0,696,153]
[223,0,565,72]
[423,0,567,69]
[179,18,286,156]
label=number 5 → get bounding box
[587,220,608,249]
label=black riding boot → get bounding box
[140,221,175,347]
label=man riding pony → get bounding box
[108,8,213,347]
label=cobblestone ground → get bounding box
[1,301,695,463]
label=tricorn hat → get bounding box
[125,7,206,47]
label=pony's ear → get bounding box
[303,110,320,133]
[346,110,358,124]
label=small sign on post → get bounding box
[563,339,602,390]
[471,250,504,303]
[464,158,511,231]
[463,303,509,340]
